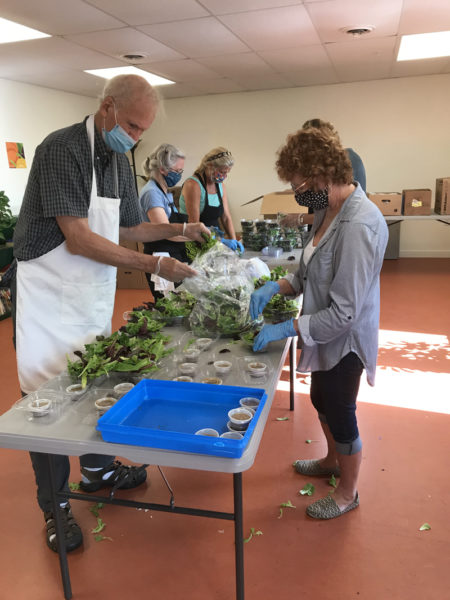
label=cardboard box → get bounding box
[260,190,308,219]
[435,178,450,215]
[367,193,402,216]
[402,189,432,216]
[116,240,148,289]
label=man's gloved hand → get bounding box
[249,281,280,320]
[253,319,297,352]
[221,238,244,254]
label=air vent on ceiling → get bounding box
[120,52,148,61]
[341,26,375,37]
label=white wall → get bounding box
[137,73,450,257]
[1,74,449,256]
[0,78,96,215]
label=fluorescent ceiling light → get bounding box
[85,66,174,86]
[397,30,450,61]
[0,17,50,44]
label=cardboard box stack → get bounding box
[116,240,148,289]
[367,193,402,216]
[260,190,308,219]
[402,189,432,216]
[435,178,450,215]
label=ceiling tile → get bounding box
[189,78,245,94]
[230,73,294,91]
[399,0,450,34]
[197,53,279,78]
[326,36,396,82]
[87,0,209,26]
[141,59,221,82]
[218,5,322,51]
[0,0,123,35]
[66,28,184,63]
[159,82,201,99]
[306,0,403,43]
[259,44,333,71]
[138,17,249,58]
[391,56,450,78]
[200,0,303,16]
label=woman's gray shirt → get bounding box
[285,184,388,386]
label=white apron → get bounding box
[16,115,120,393]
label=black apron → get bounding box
[143,179,188,263]
[195,172,224,228]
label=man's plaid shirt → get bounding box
[14,116,141,261]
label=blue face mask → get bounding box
[102,105,136,154]
[163,171,182,187]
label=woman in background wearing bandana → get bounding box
[179,147,244,253]
[249,127,388,521]
[139,143,190,298]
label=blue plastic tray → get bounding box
[96,379,267,458]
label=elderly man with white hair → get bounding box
[12,74,209,553]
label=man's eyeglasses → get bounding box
[170,168,184,175]
[291,178,309,194]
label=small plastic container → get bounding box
[28,398,52,417]
[65,383,86,400]
[178,362,197,376]
[195,428,219,437]
[173,375,194,382]
[95,396,117,417]
[220,431,244,440]
[247,361,267,377]
[228,407,253,430]
[239,397,261,411]
[194,337,213,351]
[113,382,135,397]
[213,360,232,374]
[182,348,201,363]
[201,377,222,385]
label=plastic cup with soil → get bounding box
[247,361,268,377]
[228,407,253,431]
[173,375,194,382]
[239,397,261,412]
[113,382,135,397]
[95,396,117,417]
[195,428,219,437]
[220,431,244,440]
[178,362,197,376]
[213,360,232,374]
[65,383,86,400]
[28,398,52,418]
[201,377,223,385]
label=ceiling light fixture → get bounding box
[85,66,174,86]
[397,30,450,61]
[341,25,375,37]
[0,17,50,44]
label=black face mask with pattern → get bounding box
[294,188,329,210]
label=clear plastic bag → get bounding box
[183,243,255,337]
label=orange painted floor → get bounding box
[0,258,449,600]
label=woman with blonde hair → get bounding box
[139,142,189,297]
[179,147,243,253]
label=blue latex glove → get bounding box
[221,238,244,254]
[249,281,280,320]
[253,319,297,352]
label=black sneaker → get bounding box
[44,503,83,553]
[79,460,148,493]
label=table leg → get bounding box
[233,472,244,600]
[289,337,296,411]
[47,454,72,600]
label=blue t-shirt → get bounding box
[139,179,177,222]
[179,176,223,216]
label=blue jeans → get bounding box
[310,352,364,455]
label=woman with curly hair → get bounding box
[179,147,243,253]
[249,127,388,520]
